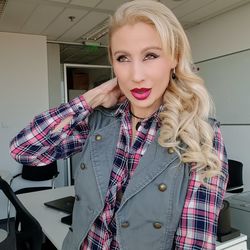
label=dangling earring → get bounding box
[172,68,176,80]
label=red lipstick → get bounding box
[130,88,151,100]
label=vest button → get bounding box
[168,147,175,154]
[121,221,129,228]
[80,163,86,170]
[158,183,167,192]
[75,195,80,201]
[95,134,102,141]
[153,222,162,229]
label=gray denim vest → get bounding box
[62,108,190,250]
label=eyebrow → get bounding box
[113,46,162,56]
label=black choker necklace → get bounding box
[130,110,146,120]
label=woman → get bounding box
[10,1,228,249]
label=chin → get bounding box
[130,97,161,110]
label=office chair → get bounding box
[0,176,43,250]
[226,159,243,193]
[8,161,58,239]
[11,161,59,195]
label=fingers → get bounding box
[111,84,122,98]
[101,77,118,91]
[118,95,126,104]
[98,77,126,107]
[112,80,125,103]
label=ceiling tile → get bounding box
[59,11,108,41]
[0,1,37,32]
[70,0,100,8]
[1,0,249,47]
[43,7,88,40]
[160,0,189,10]
[180,0,249,25]
[48,0,70,3]
[97,33,108,45]
[21,4,64,34]
[97,0,127,11]
[172,0,215,18]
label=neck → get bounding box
[130,109,147,120]
[129,99,162,120]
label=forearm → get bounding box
[10,78,120,165]
[52,87,103,132]
[10,95,92,165]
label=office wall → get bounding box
[196,50,250,124]
[186,3,250,191]
[0,32,49,219]
[47,43,61,109]
[47,43,68,187]
[186,3,250,62]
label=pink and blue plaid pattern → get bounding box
[175,125,228,249]
[10,96,228,249]
[82,101,159,249]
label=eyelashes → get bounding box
[116,55,129,62]
[115,53,159,62]
[144,53,159,60]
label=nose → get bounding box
[131,61,145,83]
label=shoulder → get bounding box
[208,117,220,128]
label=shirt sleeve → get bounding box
[10,95,93,166]
[174,122,229,249]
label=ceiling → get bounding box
[1,0,250,64]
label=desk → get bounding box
[18,186,247,250]
[18,186,74,250]
[216,234,247,250]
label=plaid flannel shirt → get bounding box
[10,95,228,249]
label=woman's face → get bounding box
[111,22,176,117]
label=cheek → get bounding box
[113,59,132,76]
[112,69,127,94]
[153,66,171,92]
[113,63,123,79]
[113,65,129,88]
[158,64,172,83]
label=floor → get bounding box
[0,218,56,250]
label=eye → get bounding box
[116,55,129,62]
[144,53,159,61]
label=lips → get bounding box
[130,88,151,100]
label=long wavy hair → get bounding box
[108,0,221,181]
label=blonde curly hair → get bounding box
[108,0,221,181]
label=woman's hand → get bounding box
[53,79,124,133]
[83,78,126,109]
[98,78,126,108]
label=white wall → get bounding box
[47,43,68,187]
[47,43,61,109]
[0,32,49,219]
[186,3,250,62]
[186,3,250,191]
